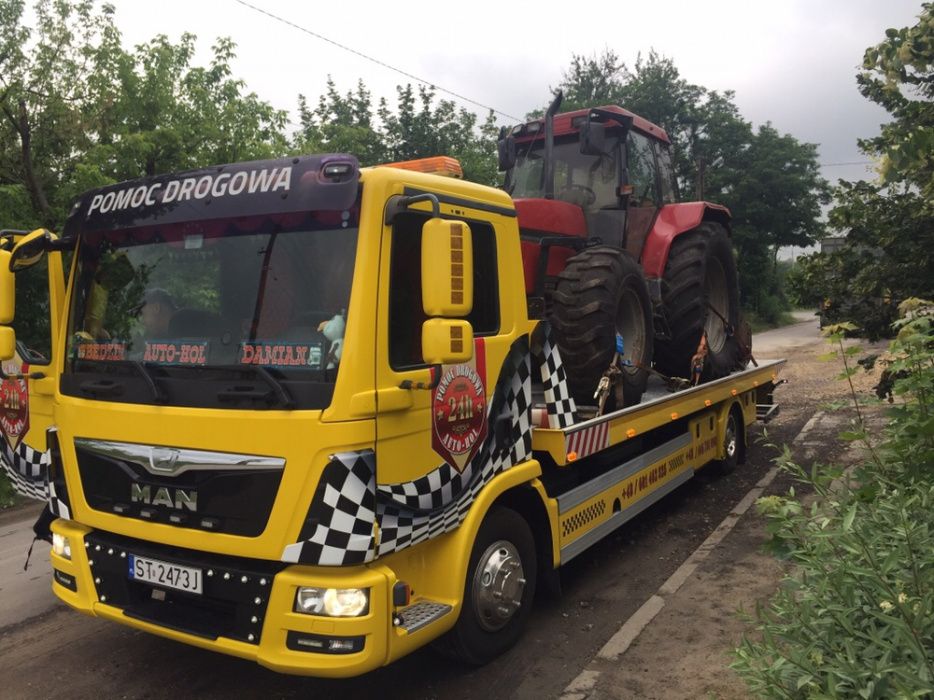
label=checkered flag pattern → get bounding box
[281,450,377,566]
[0,438,50,502]
[376,337,533,557]
[377,463,468,512]
[531,321,577,428]
[281,335,537,564]
[48,477,71,519]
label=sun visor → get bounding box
[63,154,359,238]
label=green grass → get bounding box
[0,471,19,509]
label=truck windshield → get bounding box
[509,136,621,211]
[62,209,358,410]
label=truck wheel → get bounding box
[655,224,741,380]
[442,507,537,666]
[550,246,654,408]
[712,408,742,474]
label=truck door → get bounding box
[374,204,510,508]
[0,234,65,500]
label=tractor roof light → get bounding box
[380,156,463,179]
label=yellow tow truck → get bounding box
[0,153,782,676]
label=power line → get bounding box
[819,160,874,168]
[231,0,522,122]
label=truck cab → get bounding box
[1,154,545,675]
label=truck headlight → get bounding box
[52,533,72,560]
[295,587,369,617]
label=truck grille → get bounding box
[86,531,285,646]
[74,440,284,537]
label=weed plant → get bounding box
[733,300,934,698]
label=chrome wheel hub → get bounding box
[472,540,526,632]
[725,416,737,458]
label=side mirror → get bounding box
[0,327,14,361]
[422,319,473,365]
[497,134,517,172]
[421,218,473,318]
[0,250,13,324]
[580,121,607,156]
[10,229,55,272]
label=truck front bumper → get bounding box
[49,519,398,677]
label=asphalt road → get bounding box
[0,314,829,699]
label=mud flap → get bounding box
[32,502,54,542]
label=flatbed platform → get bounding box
[532,359,786,466]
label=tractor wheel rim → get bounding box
[472,540,526,632]
[616,287,646,369]
[705,257,729,353]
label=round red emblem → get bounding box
[432,364,487,472]
[0,360,29,450]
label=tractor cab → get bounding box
[499,99,677,297]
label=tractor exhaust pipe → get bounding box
[543,90,563,200]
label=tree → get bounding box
[0,1,288,232]
[793,4,934,337]
[0,0,120,228]
[548,49,627,112]
[294,77,387,165]
[379,84,499,184]
[293,79,499,185]
[84,33,288,183]
[714,123,830,313]
[858,2,934,198]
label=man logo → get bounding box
[149,446,180,474]
[130,484,197,512]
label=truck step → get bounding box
[756,403,780,423]
[395,600,453,634]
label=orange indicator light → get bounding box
[626,428,636,438]
[731,389,738,396]
[567,451,578,462]
[704,399,712,407]
[670,412,678,420]
[380,156,463,178]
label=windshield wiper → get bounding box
[214,365,295,409]
[254,366,295,408]
[128,361,168,403]
[78,361,166,402]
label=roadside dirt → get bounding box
[579,332,889,699]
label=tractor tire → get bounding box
[549,246,654,408]
[654,223,741,380]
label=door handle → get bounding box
[376,387,413,412]
[32,376,55,396]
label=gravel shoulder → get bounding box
[565,326,888,699]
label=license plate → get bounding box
[128,554,203,595]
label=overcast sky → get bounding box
[105,0,924,186]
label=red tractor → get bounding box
[498,93,745,407]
